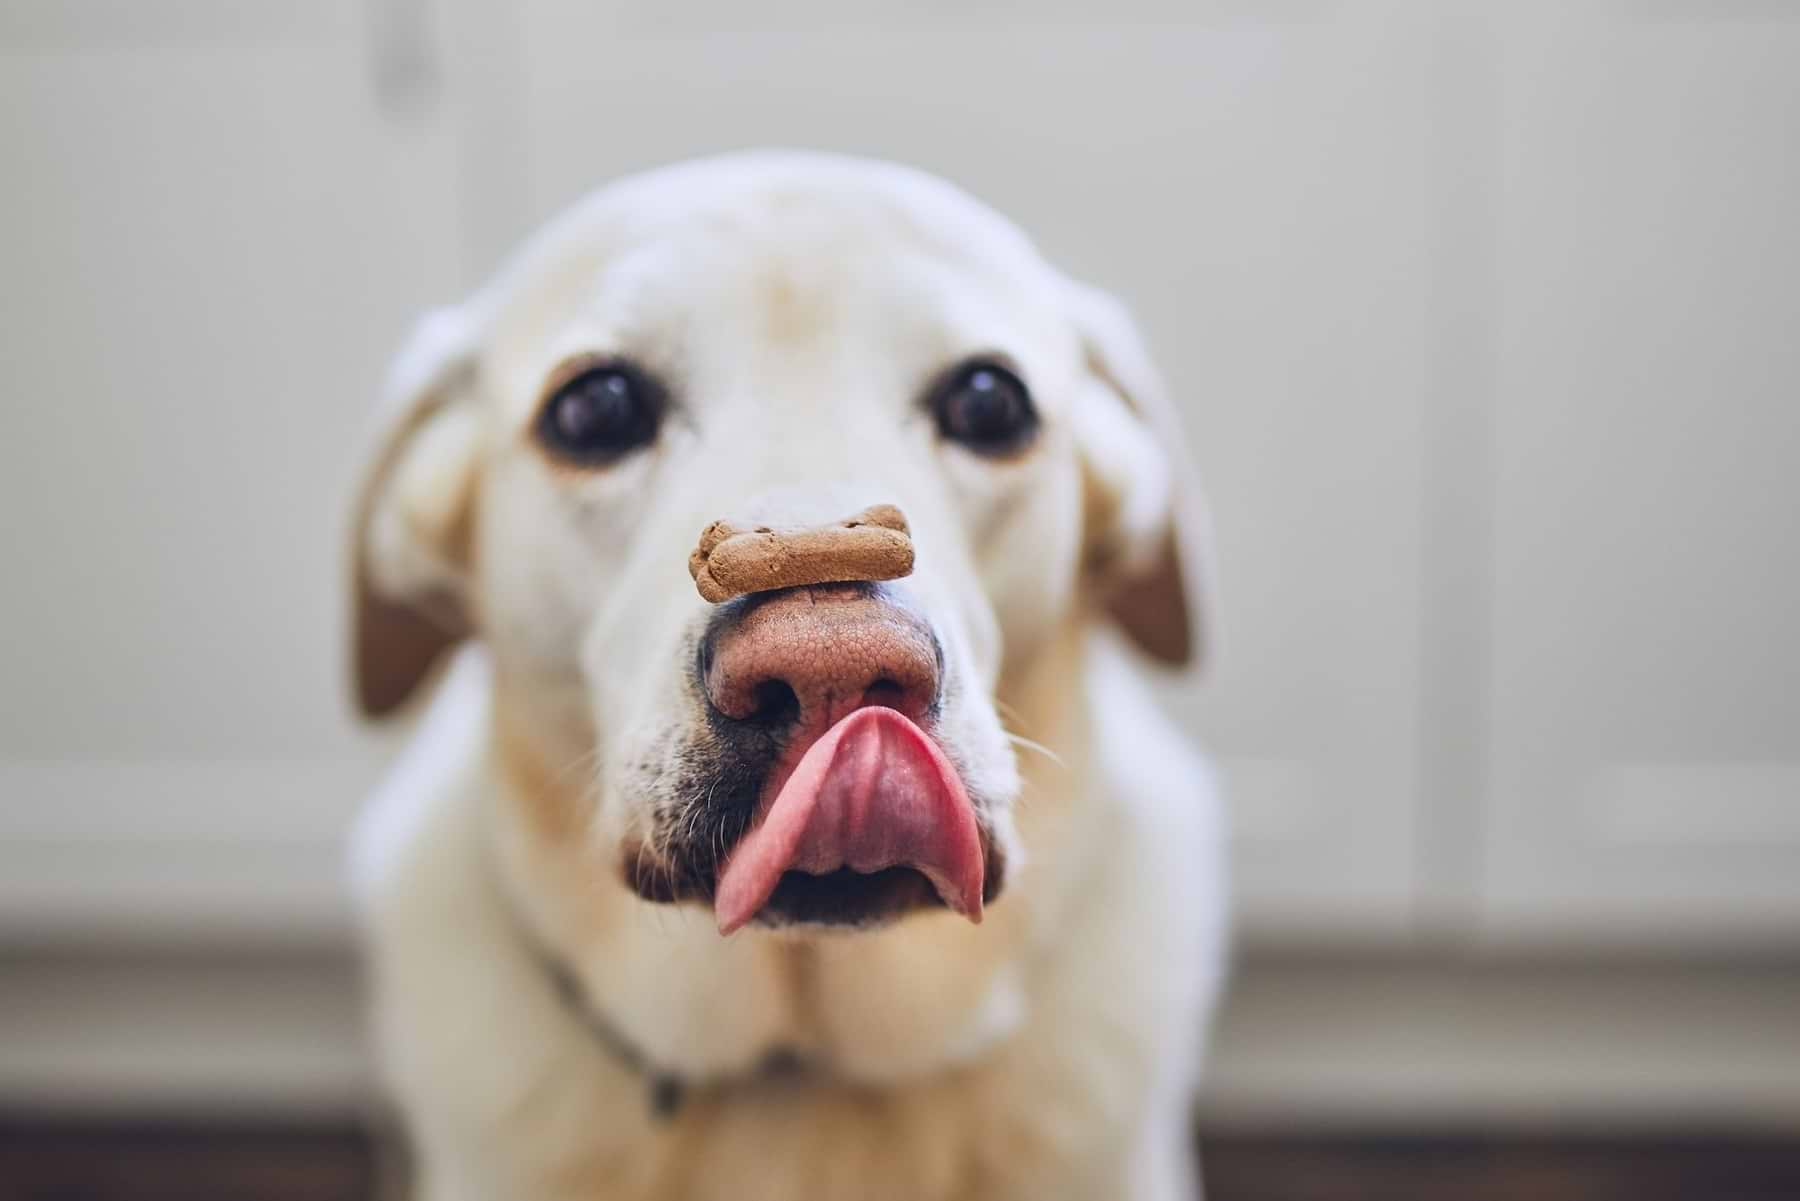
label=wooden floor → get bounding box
[4,1120,1800,1201]
[1202,1133,1800,1201]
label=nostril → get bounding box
[747,678,801,726]
[863,677,906,711]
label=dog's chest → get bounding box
[528,933,1065,1201]
[538,1052,1102,1201]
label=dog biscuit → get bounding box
[689,504,913,603]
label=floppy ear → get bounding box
[1063,279,1218,670]
[348,307,483,718]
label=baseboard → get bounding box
[4,947,1799,1129]
[1201,954,1800,1131]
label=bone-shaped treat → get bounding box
[688,504,914,603]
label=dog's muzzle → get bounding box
[700,584,986,932]
[622,579,1001,931]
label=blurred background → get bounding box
[3,0,1798,1197]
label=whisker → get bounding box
[1003,729,1064,768]
[994,698,1040,738]
[550,745,603,788]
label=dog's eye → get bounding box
[536,362,663,465]
[930,360,1038,455]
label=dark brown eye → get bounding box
[930,360,1038,455]
[536,362,663,465]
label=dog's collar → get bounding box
[538,953,692,1118]
[533,943,818,1122]
[495,847,819,1120]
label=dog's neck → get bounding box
[481,625,1096,1092]
[510,896,823,1120]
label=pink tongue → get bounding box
[714,707,985,935]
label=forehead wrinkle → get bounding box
[756,259,836,349]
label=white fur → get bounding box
[350,152,1227,1201]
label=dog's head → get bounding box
[351,153,1212,934]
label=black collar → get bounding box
[497,855,818,1120]
[534,943,818,1122]
[539,953,693,1118]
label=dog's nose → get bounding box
[701,585,942,732]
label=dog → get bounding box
[348,151,1226,1201]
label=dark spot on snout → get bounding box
[620,715,775,906]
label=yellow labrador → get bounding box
[349,152,1225,1201]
